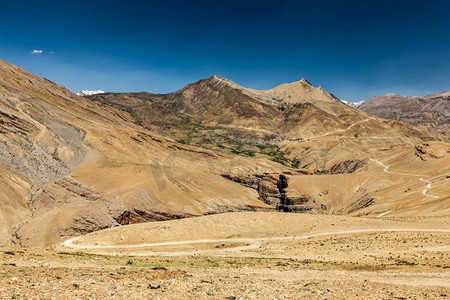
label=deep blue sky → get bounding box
[1,0,449,101]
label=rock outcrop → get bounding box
[324,159,368,174]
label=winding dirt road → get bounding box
[370,158,439,199]
[420,178,439,199]
[61,228,450,256]
[370,158,428,177]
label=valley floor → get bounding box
[1,212,449,299]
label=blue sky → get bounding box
[1,0,449,101]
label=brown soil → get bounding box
[2,212,449,299]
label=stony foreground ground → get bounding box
[2,237,449,298]
[0,248,449,299]
[2,213,449,299]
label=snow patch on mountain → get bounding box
[77,90,105,96]
[340,99,365,108]
[351,100,365,108]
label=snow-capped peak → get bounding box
[77,90,105,96]
[351,100,365,108]
[340,99,365,108]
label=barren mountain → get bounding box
[89,75,449,217]
[1,60,449,248]
[0,60,285,247]
[89,76,438,166]
[358,92,450,135]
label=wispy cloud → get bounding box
[31,49,43,54]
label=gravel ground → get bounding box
[1,248,449,299]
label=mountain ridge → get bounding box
[89,74,439,143]
[0,59,283,247]
[358,91,450,135]
[1,59,449,248]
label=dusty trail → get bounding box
[370,158,428,177]
[370,158,439,199]
[376,210,392,218]
[420,178,439,199]
[61,228,450,256]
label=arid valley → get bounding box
[0,212,448,299]
[0,55,449,299]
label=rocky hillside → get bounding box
[88,75,450,219]
[1,60,449,247]
[89,76,439,169]
[358,92,450,136]
[88,76,390,139]
[0,60,286,247]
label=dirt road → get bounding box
[370,158,440,200]
[61,228,450,256]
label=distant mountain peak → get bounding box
[201,75,316,94]
[200,75,244,91]
[77,90,105,96]
[207,75,234,85]
[298,77,312,86]
[425,90,450,99]
[187,75,341,114]
[210,75,226,81]
[359,91,450,135]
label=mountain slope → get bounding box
[89,75,440,167]
[1,61,449,248]
[88,75,449,218]
[90,76,367,138]
[358,92,450,136]
[0,60,284,247]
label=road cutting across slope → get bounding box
[370,158,428,177]
[370,158,439,199]
[420,178,439,199]
[61,228,450,256]
[376,210,393,218]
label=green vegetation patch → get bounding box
[170,123,299,166]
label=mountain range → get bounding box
[1,59,449,247]
[88,75,439,166]
[357,92,450,135]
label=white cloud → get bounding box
[31,50,43,54]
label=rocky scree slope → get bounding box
[0,60,285,247]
